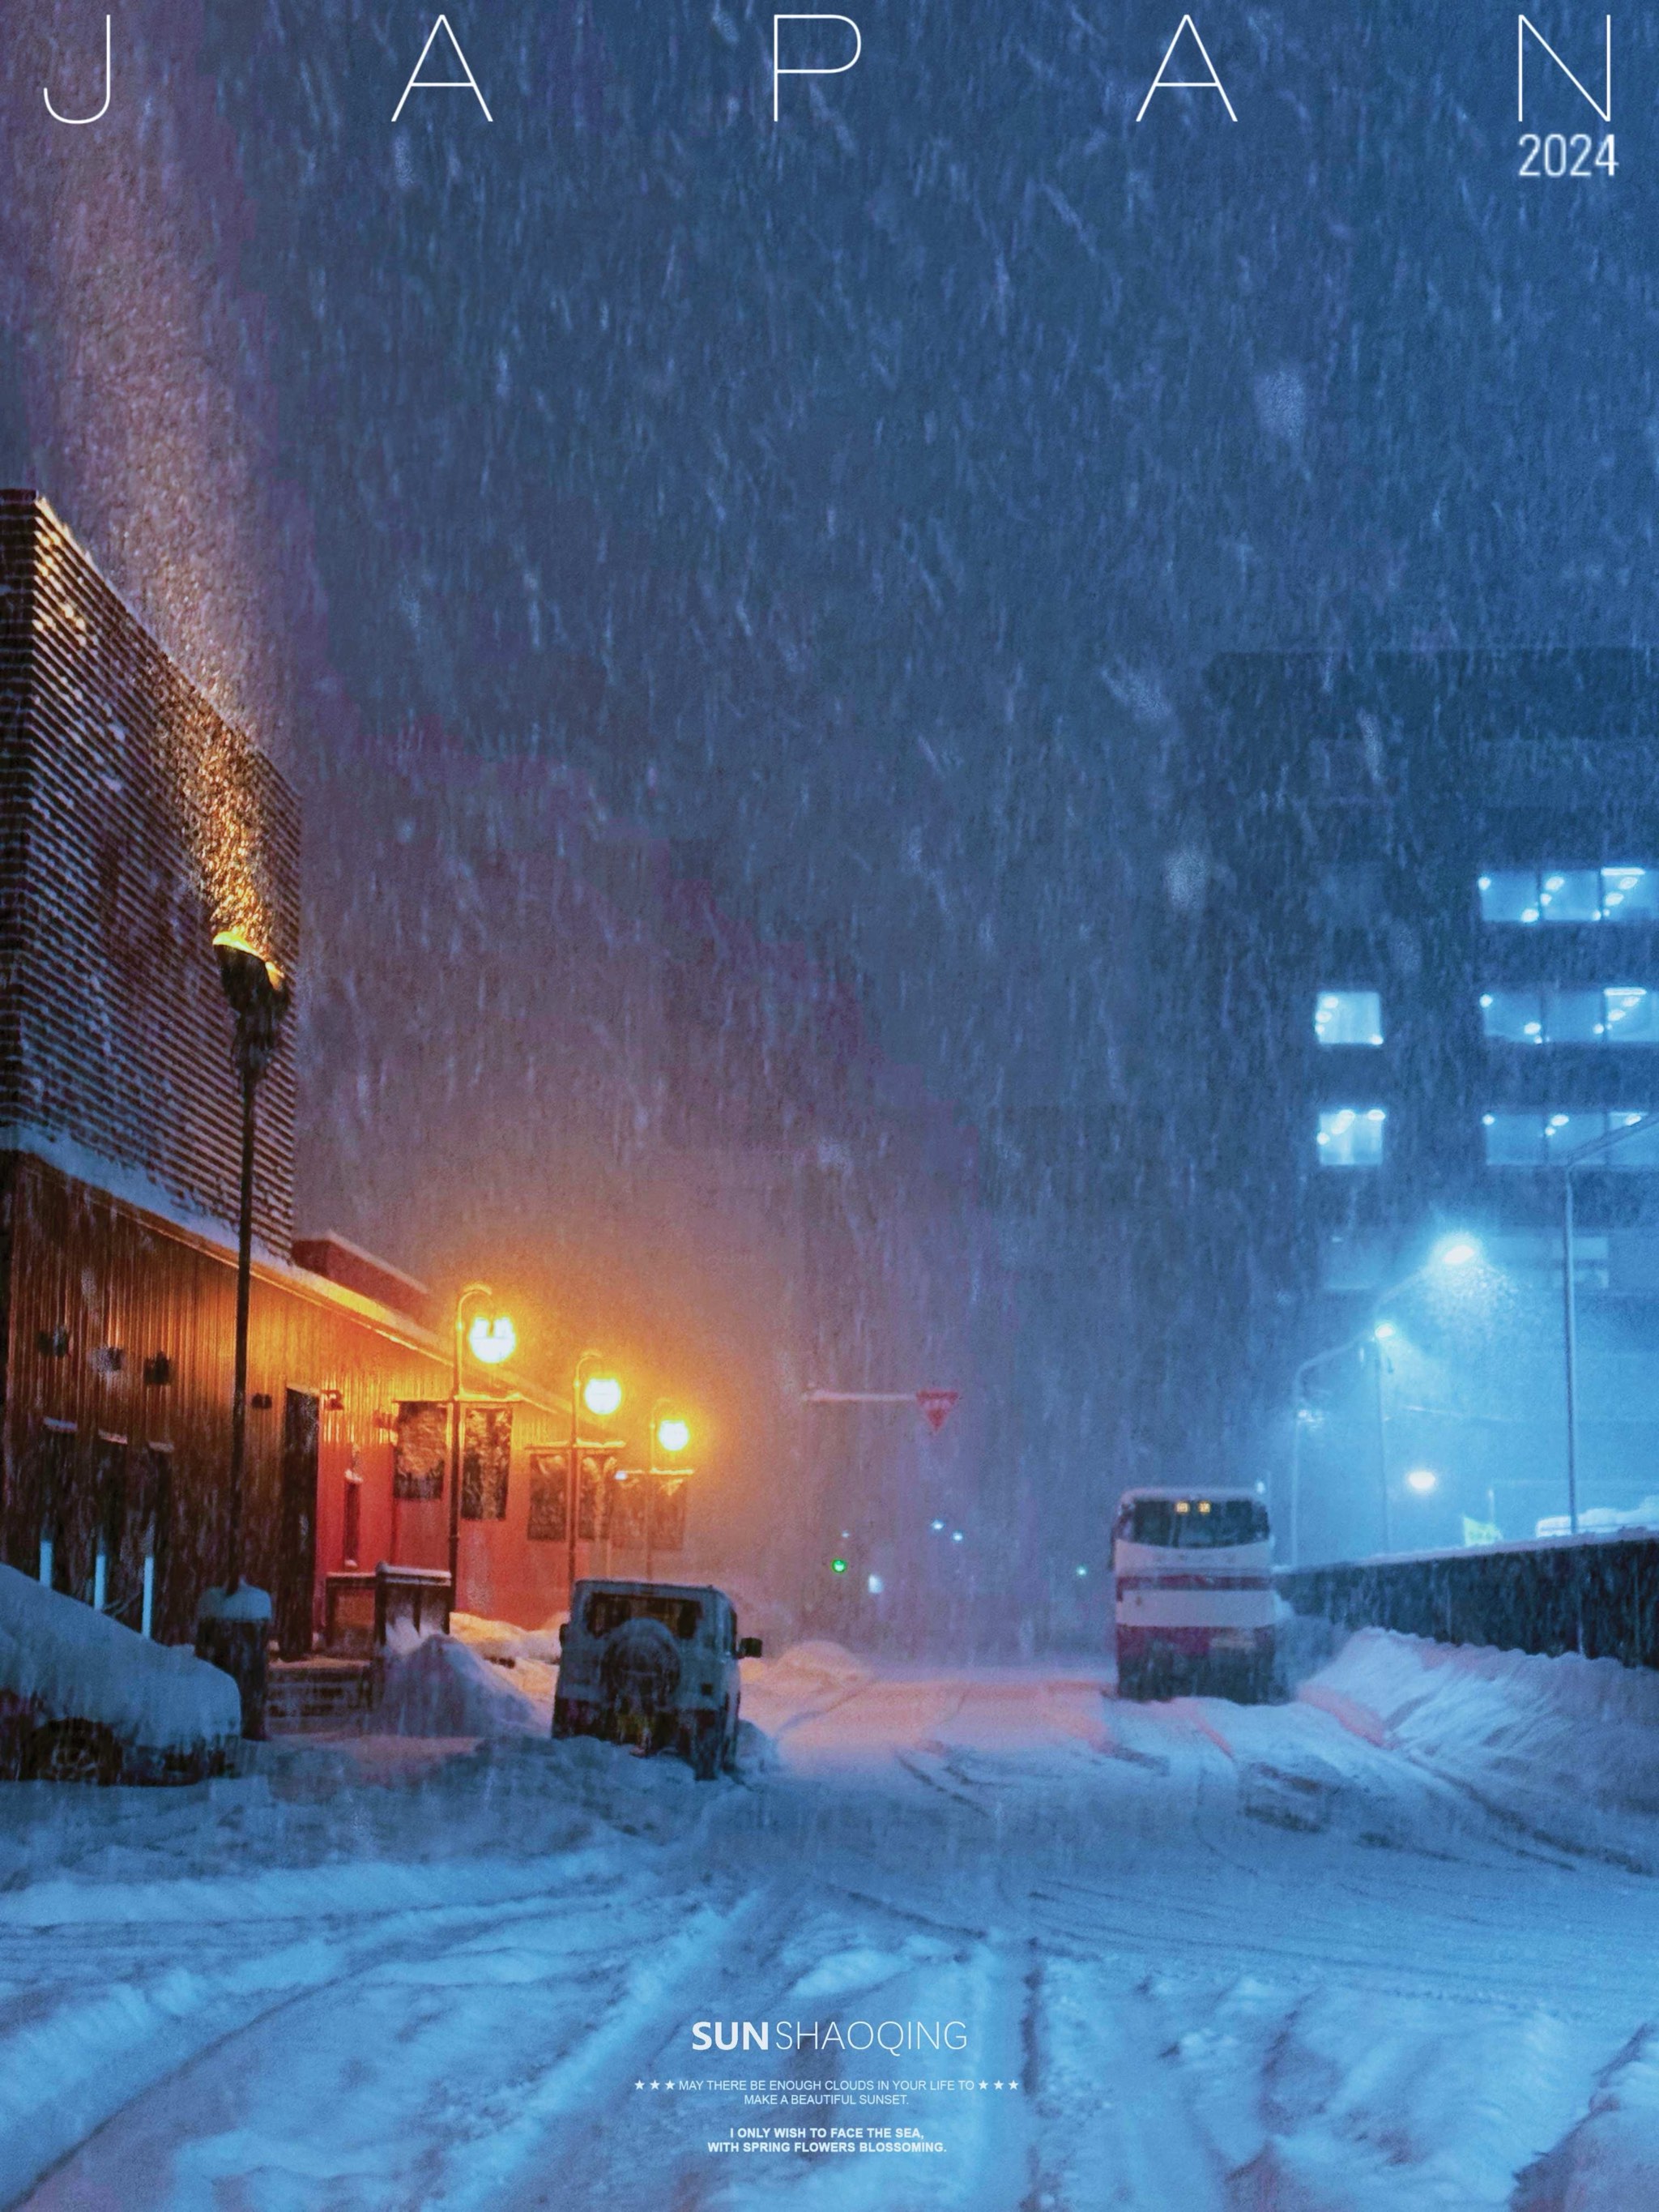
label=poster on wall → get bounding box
[527,1447,568,1544]
[392,1401,446,1501]
[459,1404,512,1520]
[606,1467,650,1550]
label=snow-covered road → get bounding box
[3,1630,1658,2210]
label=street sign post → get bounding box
[915,1389,960,1433]
[802,1387,961,1433]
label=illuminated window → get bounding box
[1478,870,1542,924]
[1482,986,1659,1044]
[1316,1106,1385,1168]
[1483,1108,1659,1168]
[1315,989,1383,1047]
[1482,1112,1545,1166]
[1601,868,1659,920]
[1480,988,1546,1043]
[1601,988,1659,1041]
[1479,866,1659,925]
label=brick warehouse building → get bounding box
[0,492,578,1647]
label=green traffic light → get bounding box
[830,1557,848,1574]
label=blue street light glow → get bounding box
[1434,1236,1481,1269]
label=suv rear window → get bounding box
[1119,1499,1269,1548]
[583,1591,704,1640]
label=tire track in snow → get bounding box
[1017,1954,1226,2212]
[6,1868,689,2212]
[426,1880,798,2212]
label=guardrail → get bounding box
[1277,1530,1659,1671]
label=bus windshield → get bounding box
[1120,1498,1269,1549]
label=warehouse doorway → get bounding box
[278,1391,320,1658]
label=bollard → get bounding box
[195,1584,274,1740]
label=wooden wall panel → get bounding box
[1,1155,573,1638]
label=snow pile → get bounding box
[737,1639,873,1740]
[447,1612,559,1725]
[1535,1497,1659,1537]
[1513,2035,1659,2211]
[373,1632,545,1739]
[1301,1627,1659,1854]
[450,1610,564,1665]
[0,1563,239,1754]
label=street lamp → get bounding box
[569,1353,622,1600]
[646,1399,691,1584]
[1287,1232,1484,1566]
[211,933,292,1599]
[469,1313,516,1365]
[1434,1236,1481,1270]
[450,1283,514,1609]
[196,931,292,1737]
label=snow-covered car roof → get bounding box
[0,1565,241,1754]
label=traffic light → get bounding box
[830,1557,848,1576]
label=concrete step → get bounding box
[267,1657,376,1733]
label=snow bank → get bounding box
[373,1633,545,1739]
[0,1563,239,1753]
[450,1611,564,1666]
[1512,2034,1659,2212]
[737,1639,873,1741]
[1302,1627,1659,1853]
[446,1612,559,1727]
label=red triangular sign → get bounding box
[916,1389,960,1434]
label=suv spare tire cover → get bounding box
[600,1616,682,1715]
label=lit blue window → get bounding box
[1480,989,1545,1043]
[1479,866,1659,925]
[1481,986,1659,1044]
[1317,1107,1385,1167]
[1483,1108,1659,1168]
[1538,872,1603,922]
[1482,1112,1546,1166]
[1602,988,1659,1042]
[1601,869,1659,920]
[1315,989,1384,1047]
[1543,1110,1607,1157]
[1478,871,1542,924]
[1605,1112,1659,1166]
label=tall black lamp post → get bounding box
[195,930,291,1738]
[450,1282,515,1616]
[569,1352,621,1606]
[645,1399,691,1584]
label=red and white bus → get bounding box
[1111,1487,1275,1702]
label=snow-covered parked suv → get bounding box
[0,1563,241,1784]
[553,1581,761,1779]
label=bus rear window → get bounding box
[1122,1499,1268,1548]
[583,1592,704,1640]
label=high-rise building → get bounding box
[1195,649,1659,1559]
